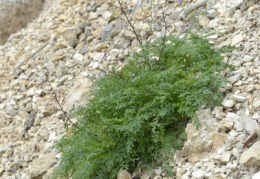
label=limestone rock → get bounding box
[73,53,84,64]
[118,170,131,179]
[192,169,206,179]
[252,98,260,111]
[66,29,79,48]
[102,11,112,21]
[231,95,248,102]
[216,152,231,164]
[101,21,126,41]
[252,171,260,179]
[183,109,226,163]
[199,15,210,27]
[227,73,242,84]
[240,141,260,167]
[231,34,243,46]
[238,116,259,134]
[27,152,57,178]
[222,100,235,108]
[92,26,102,39]
[64,77,92,111]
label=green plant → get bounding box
[52,34,230,179]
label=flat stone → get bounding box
[242,55,254,63]
[192,170,206,179]
[89,12,98,20]
[118,170,131,179]
[234,121,244,132]
[240,141,260,167]
[207,9,217,19]
[154,167,162,175]
[231,34,243,46]
[114,38,131,49]
[223,83,233,90]
[219,152,231,164]
[80,47,89,55]
[0,103,5,110]
[6,105,17,117]
[182,171,191,179]
[238,116,259,134]
[212,106,223,119]
[102,11,112,21]
[92,62,99,69]
[225,112,239,122]
[101,21,126,41]
[123,30,136,40]
[231,95,248,102]
[222,100,235,108]
[58,75,68,85]
[73,53,84,63]
[232,148,241,159]
[224,122,234,130]
[253,99,260,111]
[227,73,242,84]
[142,23,150,31]
[199,15,210,27]
[109,49,120,58]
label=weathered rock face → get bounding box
[0,0,260,178]
[27,152,57,178]
[240,141,260,167]
[183,109,227,163]
[0,0,45,45]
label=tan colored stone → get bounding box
[52,55,65,61]
[211,132,227,151]
[92,26,102,39]
[134,7,151,20]
[118,170,131,179]
[240,141,260,167]
[199,15,210,27]
[27,152,57,178]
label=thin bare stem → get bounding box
[15,42,49,76]
[158,4,168,62]
[46,77,80,129]
[117,0,142,45]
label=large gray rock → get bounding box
[101,21,126,42]
[240,141,260,167]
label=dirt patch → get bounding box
[0,0,45,45]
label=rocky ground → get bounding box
[0,0,260,178]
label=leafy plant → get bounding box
[51,34,230,179]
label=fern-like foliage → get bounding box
[52,34,230,179]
